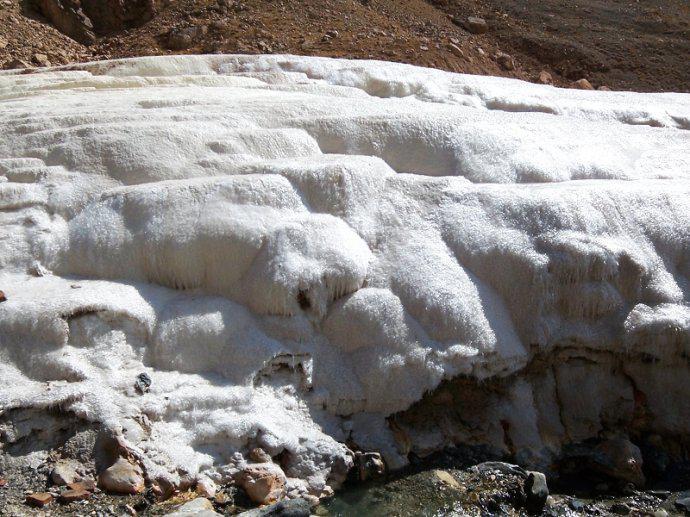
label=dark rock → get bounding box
[573,78,594,90]
[356,451,386,482]
[495,52,515,71]
[524,471,548,514]
[470,461,527,478]
[610,502,631,515]
[135,372,152,394]
[0,290,6,302]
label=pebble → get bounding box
[0,290,6,302]
[675,497,690,512]
[235,498,311,516]
[356,452,386,482]
[249,447,272,463]
[447,43,464,58]
[51,459,81,486]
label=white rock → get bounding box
[165,497,221,516]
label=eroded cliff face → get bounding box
[0,55,689,498]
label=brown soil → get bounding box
[1,0,689,91]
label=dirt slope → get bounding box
[1,0,688,92]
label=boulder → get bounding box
[524,471,548,513]
[237,464,286,505]
[98,457,145,495]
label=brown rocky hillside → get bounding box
[1,0,688,92]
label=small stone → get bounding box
[196,477,216,498]
[33,53,51,67]
[598,85,611,91]
[464,16,488,35]
[26,492,53,507]
[446,43,464,58]
[249,447,271,463]
[653,510,668,517]
[0,36,7,49]
[524,471,548,513]
[573,78,594,90]
[570,499,585,511]
[98,457,145,495]
[59,488,91,503]
[237,463,286,505]
[4,58,32,70]
[0,478,7,486]
[68,479,96,492]
[538,71,553,84]
[165,497,220,516]
[432,470,464,490]
[51,460,81,486]
[167,29,194,50]
[135,372,152,394]
[495,52,515,71]
[0,290,6,302]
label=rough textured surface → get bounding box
[0,55,689,499]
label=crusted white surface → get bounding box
[1,55,689,491]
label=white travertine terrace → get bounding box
[1,55,689,497]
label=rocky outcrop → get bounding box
[31,0,156,44]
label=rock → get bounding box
[135,372,152,394]
[32,53,51,67]
[356,451,386,482]
[524,471,548,513]
[0,478,6,487]
[653,510,668,517]
[573,78,594,90]
[167,28,195,50]
[675,497,690,512]
[98,457,145,495]
[432,469,464,490]
[610,502,631,515]
[68,479,96,492]
[59,488,91,503]
[165,497,221,516]
[471,461,526,478]
[26,492,53,507]
[464,16,488,35]
[495,52,515,71]
[594,438,645,487]
[447,43,464,58]
[569,499,586,511]
[598,85,611,91]
[249,447,272,463]
[538,71,553,84]
[0,290,6,302]
[51,459,81,486]
[238,464,286,505]
[236,498,311,517]
[196,477,216,498]
[0,36,7,49]
[3,59,31,70]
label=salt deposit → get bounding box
[0,55,689,497]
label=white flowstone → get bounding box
[0,55,688,494]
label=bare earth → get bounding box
[1,0,688,92]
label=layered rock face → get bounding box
[0,55,689,497]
